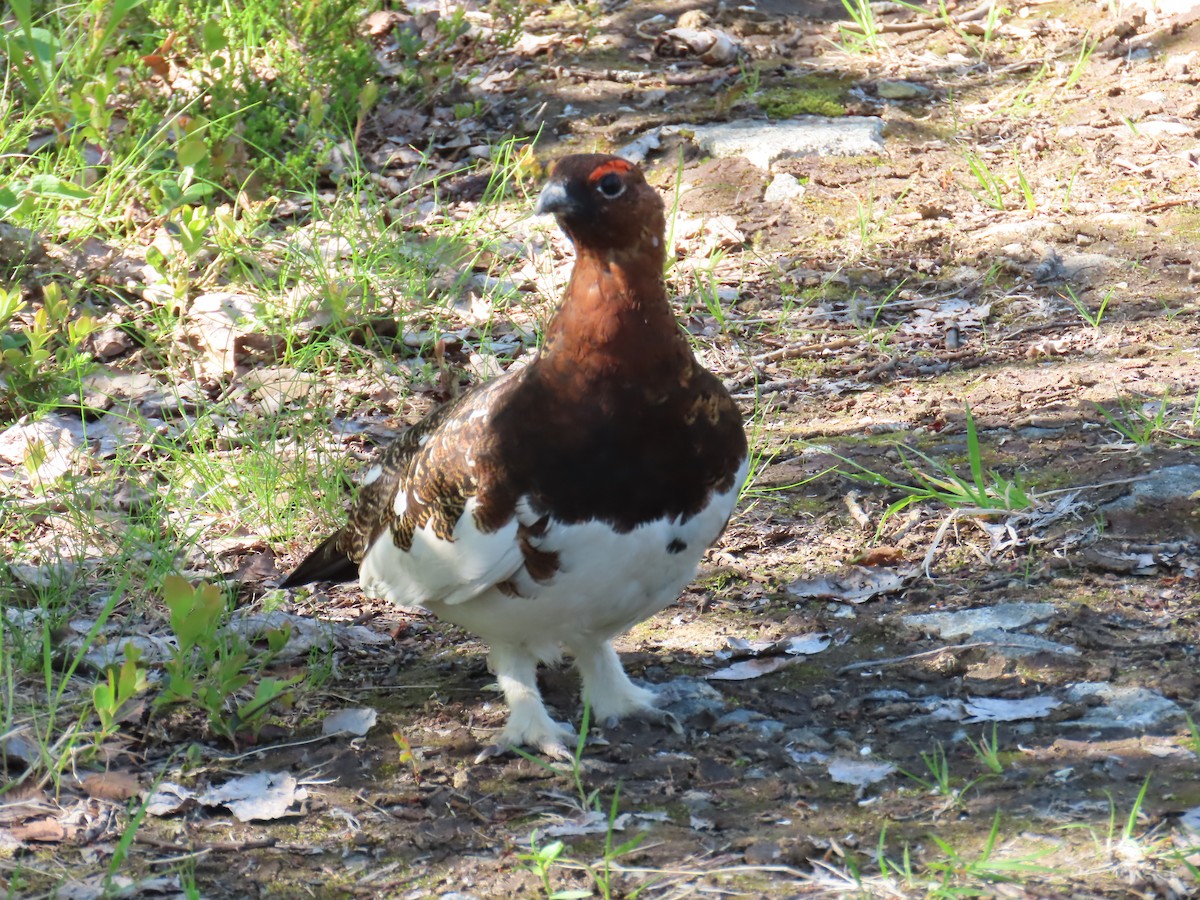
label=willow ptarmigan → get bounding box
[281,154,748,758]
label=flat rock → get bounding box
[1103,464,1200,511]
[1130,119,1195,138]
[903,602,1057,640]
[713,709,786,740]
[675,116,885,169]
[655,676,727,721]
[1064,683,1183,732]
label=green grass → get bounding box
[1096,389,1200,449]
[514,706,655,899]
[963,150,1008,211]
[1061,284,1114,328]
[832,403,1037,574]
[839,403,1035,527]
[0,0,540,822]
[836,0,881,52]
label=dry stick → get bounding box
[838,18,939,34]
[667,66,740,86]
[752,336,862,365]
[136,833,278,854]
[924,507,973,577]
[548,66,654,84]
[1142,195,1200,211]
[837,642,1023,674]
[844,491,872,530]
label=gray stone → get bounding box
[676,116,885,169]
[1103,465,1200,511]
[877,80,929,100]
[713,709,786,740]
[764,173,805,203]
[1064,683,1183,732]
[903,602,1057,640]
[1130,119,1194,138]
[653,676,727,720]
[1165,52,1197,77]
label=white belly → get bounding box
[370,458,747,662]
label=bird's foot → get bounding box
[602,704,682,734]
[473,715,576,764]
[590,683,682,734]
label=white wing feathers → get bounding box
[358,494,524,608]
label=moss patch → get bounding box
[757,78,848,119]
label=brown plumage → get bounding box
[282,154,748,758]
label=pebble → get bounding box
[764,173,805,203]
[876,79,929,100]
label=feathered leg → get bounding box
[573,641,680,732]
[476,643,574,761]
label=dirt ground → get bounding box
[6,0,1200,897]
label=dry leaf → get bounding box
[786,567,910,604]
[322,707,378,737]
[852,546,906,566]
[12,817,67,842]
[82,770,141,801]
[706,656,796,681]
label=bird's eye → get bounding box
[596,172,625,199]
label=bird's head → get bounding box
[535,154,665,261]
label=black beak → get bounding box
[535,180,574,216]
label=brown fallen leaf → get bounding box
[234,549,282,585]
[82,770,141,802]
[12,817,68,842]
[852,546,906,566]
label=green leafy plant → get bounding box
[91,644,149,744]
[899,743,958,800]
[0,282,99,420]
[924,812,1056,890]
[155,576,297,743]
[1064,34,1095,90]
[519,835,591,900]
[838,404,1035,575]
[1013,149,1036,214]
[841,403,1034,528]
[692,248,733,329]
[1096,390,1200,449]
[514,704,653,899]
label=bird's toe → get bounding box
[474,716,576,763]
[473,742,509,764]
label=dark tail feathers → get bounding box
[279,532,359,588]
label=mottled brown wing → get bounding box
[280,373,521,587]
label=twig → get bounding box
[837,641,1018,674]
[665,66,739,86]
[923,507,969,577]
[548,66,655,85]
[844,491,872,530]
[136,834,278,853]
[752,336,861,365]
[1142,195,1200,212]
